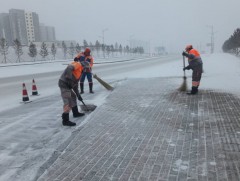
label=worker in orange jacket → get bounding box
[74,48,94,94]
[182,45,203,95]
[58,61,85,126]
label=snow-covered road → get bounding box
[0,55,180,112]
[0,55,181,181]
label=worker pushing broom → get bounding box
[179,44,203,95]
[74,47,114,93]
[72,47,113,112]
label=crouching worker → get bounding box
[182,45,203,95]
[58,61,85,126]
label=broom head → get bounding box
[93,74,114,91]
[178,76,187,92]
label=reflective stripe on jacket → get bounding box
[187,49,203,68]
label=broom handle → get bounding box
[183,55,186,77]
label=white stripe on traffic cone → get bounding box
[22,83,30,102]
[32,79,39,95]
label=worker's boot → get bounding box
[196,86,199,93]
[80,83,84,94]
[62,113,76,126]
[89,83,94,94]
[187,86,198,95]
[72,106,85,117]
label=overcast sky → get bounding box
[0,0,240,53]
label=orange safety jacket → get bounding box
[188,49,200,57]
[71,61,83,79]
[59,61,83,91]
[186,49,202,68]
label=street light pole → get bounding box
[206,25,215,54]
[127,35,134,55]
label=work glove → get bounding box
[183,65,191,71]
[182,51,188,57]
[77,94,83,101]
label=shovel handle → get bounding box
[81,100,86,106]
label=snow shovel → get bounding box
[178,55,188,91]
[80,100,97,112]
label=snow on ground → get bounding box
[1,52,240,114]
[200,53,240,96]
[105,53,240,98]
[0,52,240,181]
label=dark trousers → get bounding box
[192,64,202,87]
[80,72,92,83]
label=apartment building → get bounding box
[0,9,56,46]
[0,13,13,45]
[25,11,41,45]
[9,9,28,45]
[39,23,56,42]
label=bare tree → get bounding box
[28,42,37,61]
[13,39,23,63]
[75,43,81,53]
[119,44,123,55]
[62,41,67,59]
[102,44,106,58]
[110,44,114,57]
[0,38,9,63]
[83,40,88,49]
[115,42,119,56]
[89,42,94,52]
[39,42,49,60]
[51,43,57,60]
[95,40,101,57]
[106,46,110,58]
[68,42,75,58]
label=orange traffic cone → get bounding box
[32,79,39,95]
[22,83,30,102]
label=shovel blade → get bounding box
[80,104,97,112]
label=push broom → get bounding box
[92,73,114,91]
[178,55,187,91]
[79,73,113,112]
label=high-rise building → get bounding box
[25,11,41,44]
[39,24,56,42]
[0,9,57,46]
[46,26,56,41]
[9,9,28,45]
[0,13,13,45]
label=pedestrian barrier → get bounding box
[32,79,39,95]
[22,83,30,102]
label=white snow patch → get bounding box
[174,159,189,171]
[209,161,216,166]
